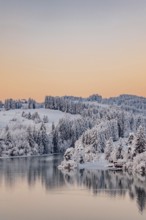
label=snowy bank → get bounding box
[58,126,146,176]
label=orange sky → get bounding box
[0,0,146,101]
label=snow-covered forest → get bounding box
[0,94,146,175]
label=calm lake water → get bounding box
[0,155,146,220]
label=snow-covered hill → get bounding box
[0,108,78,130]
[0,108,81,158]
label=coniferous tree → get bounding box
[105,138,113,160]
[134,126,146,154]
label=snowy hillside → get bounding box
[102,94,146,115]
[0,108,78,130]
[52,95,146,176]
[0,108,81,158]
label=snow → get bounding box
[58,158,108,171]
[0,108,79,131]
[79,154,109,170]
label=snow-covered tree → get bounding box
[0,101,3,108]
[39,123,49,154]
[31,112,41,124]
[87,94,102,102]
[127,133,135,160]
[27,126,36,149]
[134,126,146,155]
[105,138,114,160]
[28,98,36,109]
[4,99,22,110]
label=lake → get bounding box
[0,155,146,220]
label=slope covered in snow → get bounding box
[0,108,79,130]
[0,108,81,158]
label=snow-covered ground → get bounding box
[79,154,109,170]
[0,108,79,131]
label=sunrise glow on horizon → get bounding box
[0,0,146,101]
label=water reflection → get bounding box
[64,169,146,213]
[0,156,64,190]
[0,156,146,213]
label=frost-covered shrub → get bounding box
[64,148,74,161]
[123,161,133,173]
[43,115,49,123]
[22,111,42,124]
[84,146,97,162]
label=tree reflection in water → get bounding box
[0,155,146,213]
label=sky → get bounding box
[0,0,146,101]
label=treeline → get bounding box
[102,94,146,115]
[45,96,87,114]
[0,94,102,111]
[3,98,38,110]
[45,94,146,116]
[2,94,146,116]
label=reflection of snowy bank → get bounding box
[58,159,77,170]
[1,155,146,213]
[60,167,146,213]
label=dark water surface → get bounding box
[0,155,146,220]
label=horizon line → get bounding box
[1,92,146,103]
